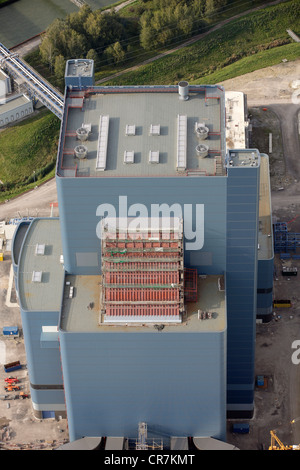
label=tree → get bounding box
[39,35,56,71]
[86,48,100,68]
[104,41,126,64]
[205,0,228,16]
[64,29,88,59]
[84,11,125,50]
[68,5,92,35]
[54,54,66,81]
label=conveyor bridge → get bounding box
[0,42,64,119]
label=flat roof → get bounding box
[57,85,226,178]
[225,91,248,149]
[65,59,93,78]
[60,273,226,333]
[0,94,31,114]
[18,218,64,312]
[226,148,260,168]
[258,154,273,260]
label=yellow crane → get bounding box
[269,430,300,450]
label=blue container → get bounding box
[232,423,249,434]
[256,375,264,387]
[4,361,21,372]
[3,326,19,336]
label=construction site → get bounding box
[0,38,300,450]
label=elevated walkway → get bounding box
[0,42,64,119]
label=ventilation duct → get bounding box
[178,81,189,101]
[196,143,209,158]
[195,123,209,140]
[74,144,88,159]
[76,127,89,141]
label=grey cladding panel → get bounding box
[76,252,98,267]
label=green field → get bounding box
[100,0,300,86]
[0,110,60,202]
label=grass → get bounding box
[0,110,60,202]
[99,0,300,86]
[191,42,300,85]
[0,0,18,5]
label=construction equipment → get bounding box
[19,392,29,399]
[269,430,300,450]
[4,377,19,384]
[4,360,22,373]
[4,385,20,392]
[135,422,163,450]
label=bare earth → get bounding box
[220,58,300,106]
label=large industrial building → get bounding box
[0,68,33,127]
[12,59,273,446]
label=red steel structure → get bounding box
[101,219,185,322]
[184,268,198,302]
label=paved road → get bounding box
[0,178,57,221]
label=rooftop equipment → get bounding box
[176,115,187,170]
[74,144,88,159]
[96,115,109,171]
[196,143,209,158]
[124,150,134,164]
[149,150,159,164]
[35,243,45,255]
[149,124,160,136]
[125,125,136,136]
[32,271,42,283]
[76,127,89,142]
[195,122,209,140]
[178,81,189,101]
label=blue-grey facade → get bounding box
[12,65,273,443]
[56,176,227,276]
[225,158,260,414]
[59,330,226,441]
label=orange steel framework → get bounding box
[184,268,198,302]
[101,222,185,321]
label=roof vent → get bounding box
[149,124,160,136]
[195,123,209,140]
[196,143,209,158]
[124,150,134,164]
[35,243,45,256]
[32,271,42,283]
[149,150,159,164]
[178,81,189,101]
[125,125,136,136]
[74,144,88,159]
[76,127,89,142]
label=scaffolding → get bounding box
[273,222,300,253]
[101,218,184,323]
[135,422,163,450]
[184,268,197,302]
